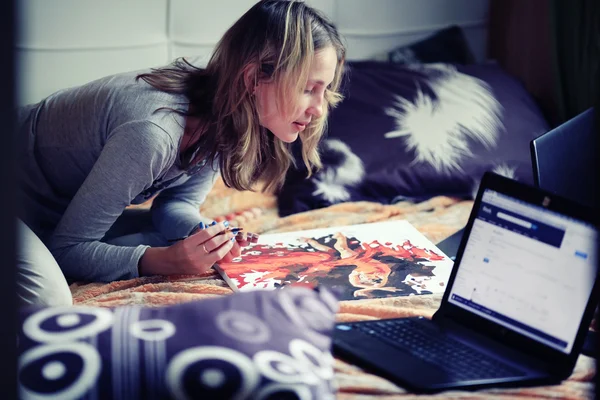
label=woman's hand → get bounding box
[170,222,237,273]
[221,230,251,263]
[139,222,235,276]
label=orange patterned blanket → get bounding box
[71,180,595,399]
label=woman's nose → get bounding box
[307,95,324,118]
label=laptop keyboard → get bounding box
[354,319,525,381]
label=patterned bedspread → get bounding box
[71,180,595,399]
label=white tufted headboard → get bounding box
[16,0,489,106]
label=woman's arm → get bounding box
[139,221,235,276]
[150,167,219,240]
[150,167,246,263]
[48,121,175,282]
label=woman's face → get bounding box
[254,46,338,143]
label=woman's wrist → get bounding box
[139,246,172,276]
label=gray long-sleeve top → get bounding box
[17,69,219,282]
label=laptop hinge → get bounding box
[431,308,449,323]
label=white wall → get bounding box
[16,0,489,106]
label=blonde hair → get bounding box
[137,0,346,192]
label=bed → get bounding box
[17,0,595,398]
[65,178,594,399]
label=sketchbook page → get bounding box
[214,220,454,301]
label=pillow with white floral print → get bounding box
[278,61,549,216]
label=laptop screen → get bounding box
[448,188,597,354]
[532,108,597,208]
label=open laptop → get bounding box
[333,171,599,393]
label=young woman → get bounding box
[15,0,346,306]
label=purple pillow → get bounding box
[18,286,338,399]
[278,62,549,216]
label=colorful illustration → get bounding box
[215,221,454,301]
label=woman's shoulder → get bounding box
[38,68,188,152]
[106,119,180,173]
[103,70,188,141]
[106,69,187,107]
[39,68,187,119]
[110,119,180,153]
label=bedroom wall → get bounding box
[16,0,489,106]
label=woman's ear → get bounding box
[243,63,260,95]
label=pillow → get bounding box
[278,62,550,216]
[372,25,476,65]
[18,286,338,399]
